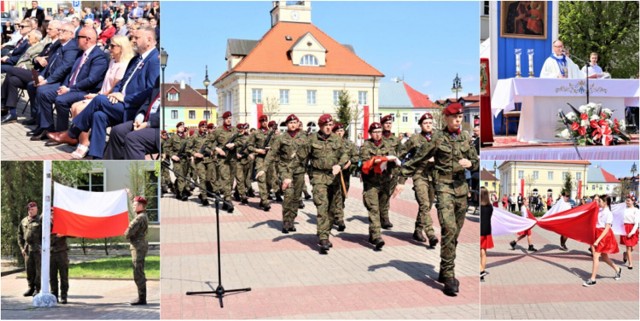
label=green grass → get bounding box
[67,256,160,280]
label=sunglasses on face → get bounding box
[77,35,90,40]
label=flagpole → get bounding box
[33,160,56,307]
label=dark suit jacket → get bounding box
[32,40,61,71]
[113,47,160,122]
[6,37,30,65]
[24,8,45,27]
[63,47,109,93]
[41,39,80,84]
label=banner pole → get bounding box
[34,160,56,307]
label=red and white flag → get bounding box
[537,202,599,245]
[52,183,129,239]
[490,207,537,236]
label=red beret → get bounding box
[222,111,232,119]
[418,113,433,124]
[380,114,394,124]
[259,115,268,122]
[27,201,37,208]
[207,123,214,129]
[133,196,147,205]
[236,123,249,130]
[198,120,207,127]
[285,114,299,123]
[368,122,382,133]
[318,114,333,126]
[160,130,167,135]
[268,120,277,129]
[332,122,344,132]
[444,103,463,116]
[188,128,195,136]
[176,121,184,128]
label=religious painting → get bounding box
[500,1,547,39]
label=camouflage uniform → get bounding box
[125,211,149,304]
[167,132,191,199]
[304,132,348,245]
[18,215,42,294]
[160,136,172,193]
[382,132,403,226]
[233,132,252,202]
[248,127,274,207]
[332,138,359,227]
[50,233,69,302]
[400,131,437,242]
[264,130,308,231]
[402,129,478,281]
[360,139,396,242]
[189,130,214,203]
[208,125,239,203]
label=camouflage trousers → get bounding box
[50,250,69,298]
[235,160,252,196]
[267,162,279,194]
[216,157,236,201]
[282,172,305,224]
[255,157,270,205]
[312,173,341,240]
[172,159,189,196]
[130,242,148,297]
[363,178,392,240]
[25,250,41,290]
[381,175,398,221]
[161,163,171,190]
[413,176,436,239]
[194,159,212,200]
[331,170,351,224]
[436,192,467,279]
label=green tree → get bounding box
[129,161,159,222]
[562,171,574,198]
[1,161,43,264]
[559,1,639,79]
[335,90,358,138]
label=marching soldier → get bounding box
[167,122,190,201]
[267,120,283,203]
[210,111,238,212]
[233,123,252,204]
[160,130,173,195]
[125,196,149,305]
[304,114,349,254]
[360,123,401,251]
[18,201,42,297]
[248,115,273,211]
[206,123,219,195]
[380,114,403,229]
[189,120,213,206]
[50,211,69,304]
[259,114,308,233]
[332,122,359,231]
[400,103,479,296]
[399,112,439,247]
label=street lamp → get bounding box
[451,73,463,100]
[203,65,210,121]
[160,47,168,131]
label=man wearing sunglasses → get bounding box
[0,19,31,67]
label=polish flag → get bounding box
[536,202,599,245]
[490,207,537,236]
[362,156,401,175]
[52,183,129,239]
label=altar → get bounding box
[491,78,640,143]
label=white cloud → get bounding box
[167,71,196,84]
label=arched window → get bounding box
[300,54,318,66]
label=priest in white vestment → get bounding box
[540,40,585,79]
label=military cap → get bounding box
[133,196,148,205]
[418,113,433,124]
[285,114,299,123]
[222,111,232,119]
[380,114,394,124]
[268,120,277,129]
[368,122,383,133]
[27,201,37,208]
[332,122,344,132]
[444,103,463,116]
[259,115,269,122]
[176,121,185,128]
[160,130,167,135]
[318,114,333,126]
[198,120,207,127]
[207,123,215,129]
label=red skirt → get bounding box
[517,228,532,236]
[594,228,619,254]
[480,235,494,250]
[620,223,639,247]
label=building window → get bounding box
[402,113,408,123]
[592,185,596,190]
[576,172,582,181]
[203,110,211,120]
[358,91,367,105]
[300,54,318,66]
[483,1,489,15]
[307,90,316,105]
[518,170,524,179]
[414,113,420,123]
[562,172,568,180]
[252,89,262,104]
[188,110,196,119]
[333,90,340,106]
[533,171,539,180]
[167,92,179,101]
[171,110,178,119]
[77,172,105,192]
[548,171,553,180]
[280,89,289,105]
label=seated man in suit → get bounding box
[48,26,159,160]
[0,19,33,69]
[31,27,108,143]
[104,79,160,159]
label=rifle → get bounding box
[221,133,239,156]
[177,140,189,160]
[198,140,212,158]
[262,127,276,149]
[401,147,417,166]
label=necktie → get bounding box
[121,55,143,95]
[69,52,88,86]
[15,37,24,48]
[144,93,161,121]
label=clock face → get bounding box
[290,10,299,21]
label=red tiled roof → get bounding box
[162,83,217,108]
[403,82,438,108]
[600,168,620,183]
[480,168,497,181]
[215,22,384,84]
[467,102,480,108]
[529,160,592,165]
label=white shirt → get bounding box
[540,54,585,79]
[581,64,603,77]
[520,207,529,218]
[623,207,640,235]
[597,207,613,229]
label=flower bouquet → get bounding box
[556,102,630,146]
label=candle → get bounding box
[515,49,522,77]
[527,49,534,77]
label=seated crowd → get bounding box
[1,10,160,160]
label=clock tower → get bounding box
[270,1,312,26]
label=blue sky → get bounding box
[480,161,639,179]
[160,1,480,104]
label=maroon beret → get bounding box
[198,120,207,127]
[222,111,232,119]
[380,114,394,124]
[368,122,382,133]
[207,123,215,129]
[332,122,344,132]
[418,113,433,124]
[133,196,147,205]
[268,120,277,129]
[27,201,37,208]
[444,103,463,116]
[318,114,333,126]
[236,123,245,129]
[176,121,184,128]
[160,130,167,135]
[285,114,299,123]
[259,115,268,122]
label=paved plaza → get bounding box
[160,177,480,319]
[481,225,639,319]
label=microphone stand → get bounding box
[161,162,251,308]
[569,55,591,105]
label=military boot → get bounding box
[336,220,346,232]
[528,244,538,252]
[23,288,35,297]
[233,190,241,202]
[275,192,283,202]
[260,202,271,212]
[247,188,256,197]
[381,218,393,229]
[442,278,458,297]
[413,229,426,242]
[288,222,296,232]
[240,196,249,204]
[201,198,210,206]
[298,200,305,209]
[303,190,312,200]
[222,201,234,213]
[319,240,331,254]
[130,295,147,305]
[372,238,385,251]
[282,221,290,234]
[428,237,439,248]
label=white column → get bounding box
[33,161,56,307]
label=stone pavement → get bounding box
[481,225,639,319]
[160,176,480,319]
